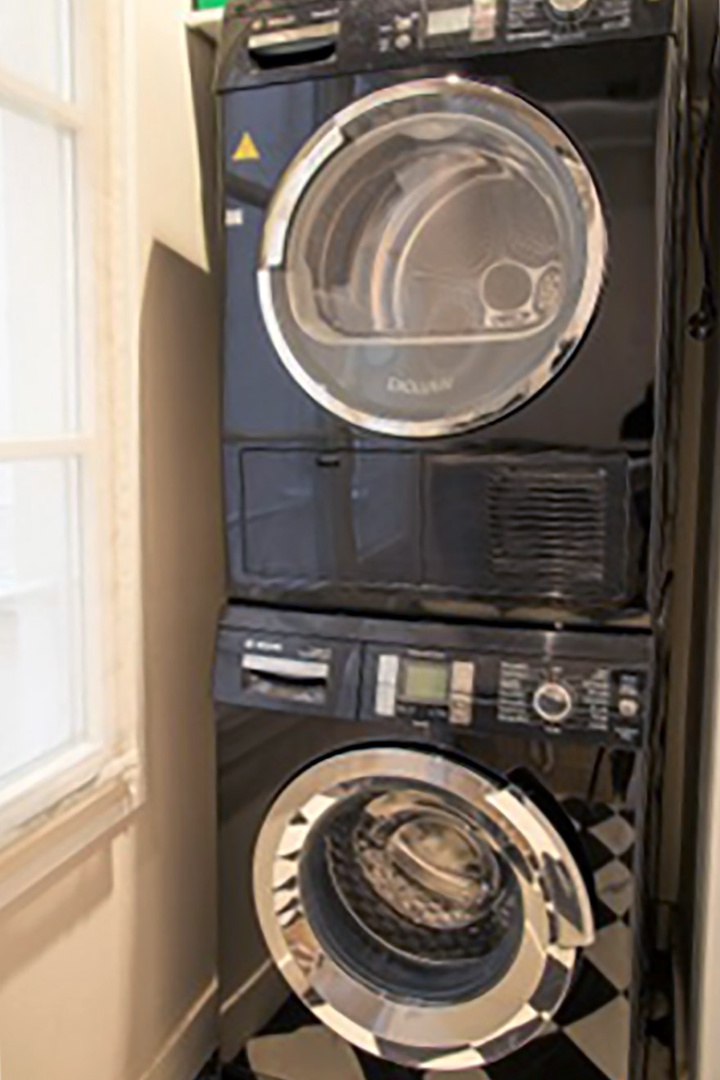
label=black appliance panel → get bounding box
[222,42,670,449]
[216,0,677,92]
[218,17,684,624]
[422,452,648,604]
[361,642,648,744]
[215,605,654,746]
[239,449,421,584]
[225,447,650,614]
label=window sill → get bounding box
[0,756,143,911]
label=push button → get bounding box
[618,697,640,719]
[375,654,400,717]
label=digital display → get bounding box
[402,660,450,704]
[427,5,472,36]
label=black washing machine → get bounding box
[216,0,687,627]
[215,606,656,1078]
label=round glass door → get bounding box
[253,745,595,1070]
[259,78,606,438]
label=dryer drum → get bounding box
[258,78,607,438]
[253,745,596,1070]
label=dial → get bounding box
[532,681,573,724]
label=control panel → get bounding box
[504,0,633,44]
[215,608,653,747]
[364,647,648,743]
[213,604,651,747]
[495,658,645,738]
[217,0,675,87]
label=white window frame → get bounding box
[0,1,142,907]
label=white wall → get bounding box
[0,3,223,1079]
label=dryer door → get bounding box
[259,78,606,439]
[253,744,595,1071]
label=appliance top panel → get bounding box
[216,0,679,90]
[215,604,654,747]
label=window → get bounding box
[0,2,141,887]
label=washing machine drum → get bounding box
[259,78,606,438]
[253,745,595,1071]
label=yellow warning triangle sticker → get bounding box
[233,132,261,162]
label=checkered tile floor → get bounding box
[221,973,672,1080]
[217,991,672,1080]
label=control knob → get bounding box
[532,681,573,724]
[546,0,591,16]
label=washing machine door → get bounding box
[253,744,595,1071]
[259,78,606,438]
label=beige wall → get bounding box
[0,4,223,1079]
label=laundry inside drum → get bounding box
[352,794,505,932]
[297,781,526,1004]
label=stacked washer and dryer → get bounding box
[213,1,688,1077]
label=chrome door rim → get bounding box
[253,745,595,1070]
[257,77,607,440]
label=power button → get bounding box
[533,682,573,724]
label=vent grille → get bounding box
[489,468,608,593]
[423,453,638,608]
